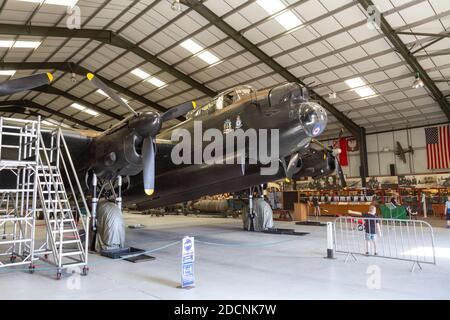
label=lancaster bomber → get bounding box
[0,72,345,217]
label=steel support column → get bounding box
[357,127,369,187]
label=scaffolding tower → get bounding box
[0,116,91,279]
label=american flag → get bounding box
[425,125,450,169]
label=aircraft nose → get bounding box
[298,102,328,137]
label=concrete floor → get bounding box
[1,213,450,300]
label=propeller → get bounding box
[86,72,197,195]
[142,138,156,195]
[0,73,53,97]
[311,128,347,188]
[0,106,26,114]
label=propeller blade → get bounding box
[142,137,156,196]
[161,101,197,122]
[87,73,137,116]
[286,152,300,179]
[0,106,26,114]
[0,73,53,97]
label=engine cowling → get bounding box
[90,129,143,179]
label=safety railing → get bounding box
[332,216,436,271]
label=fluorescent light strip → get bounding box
[345,77,376,98]
[131,68,150,80]
[180,39,203,54]
[96,89,128,102]
[70,103,98,116]
[0,70,16,76]
[17,0,79,6]
[147,77,166,88]
[257,0,302,30]
[130,68,166,88]
[180,39,220,65]
[345,77,366,88]
[0,40,41,48]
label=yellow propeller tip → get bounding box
[192,101,197,109]
[145,189,154,196]
[285,178,291,183]
[47,73,53,82]
[87,73,95,81]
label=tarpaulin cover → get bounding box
[95,201,125,252]
[243,199,274,231]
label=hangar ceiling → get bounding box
[0,0,449,140]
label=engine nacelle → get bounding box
[91,129,143,179]
[293,149,336,179]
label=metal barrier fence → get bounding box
[332,216,436,271]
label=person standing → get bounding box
[363,206,382,255]
[445,196,450,229]
[312,195,320,217]
[421,192,427,218]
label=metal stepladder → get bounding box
[0,117,40,270]
[35,125,91,279]
[0,116,91,280]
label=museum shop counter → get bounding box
[317,203,374,216]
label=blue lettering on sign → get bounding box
[184,239,192,252]
[182,262,194,287]
[181,237,195,288]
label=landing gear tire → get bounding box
[56,271,62,280]
[28,265,35,274]
[82,266,89,276]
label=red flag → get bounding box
[339,138,348,166]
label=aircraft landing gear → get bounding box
[82,266,89,276]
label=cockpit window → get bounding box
[186,85,256,120]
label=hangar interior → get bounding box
[0,0,450,300]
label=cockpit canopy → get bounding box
[186,85,256,119]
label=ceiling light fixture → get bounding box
[130,68,166,88]
[256,0,302,30]
[0,70,16,76]
[70,103,99,116]
[412,72,424,89]
[96,89,128,102]
[345,77,377,98]
[180,39,220,65]
[17,0,79,6]
[0,40,41,49]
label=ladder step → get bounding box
[55,240,80,245]
[48,219,74,223]
[44,199,69,203]
[52,229,78,233]
[61,251,83,257]
[42,191,65,194]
